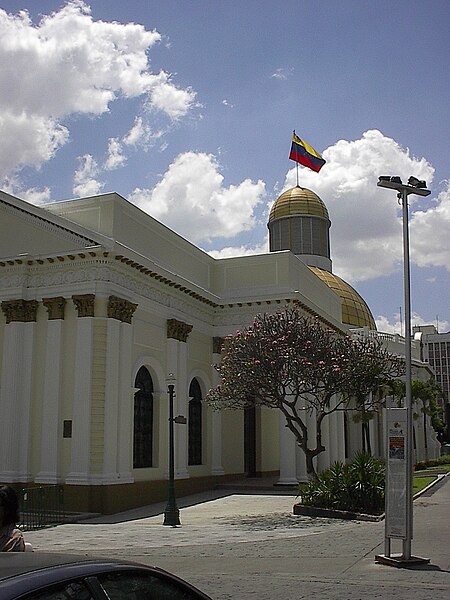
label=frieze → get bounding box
[107,295,138,324]
[72,294,95,317]
[43,296,66,320]
[2,260,213,325]
[167,318,193,342]
[1,299,38,323]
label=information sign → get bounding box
[385,408,408,539]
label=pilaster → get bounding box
[211,339,225,475]
[66,295,95,484]
[0,299,37,482]
[166,318,192,480]
[36,298,66,483]
[103,296,137,483]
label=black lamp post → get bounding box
[163,373,181,526]
[376,176,430,566]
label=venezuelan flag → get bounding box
[289,133,326,173]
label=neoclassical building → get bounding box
[0,186,439,513]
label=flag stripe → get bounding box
[289,138,326,173]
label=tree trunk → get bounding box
[304,449,318,480]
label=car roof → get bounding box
[0,553,141,579]
[0,554,213,600]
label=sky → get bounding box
[0,0,449,333]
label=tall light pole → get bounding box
[376,176,430,566]
[163,373,181,526]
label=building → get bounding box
[0,186,440,514]
[413,325,450,438]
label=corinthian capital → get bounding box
[108,295,138,324]
[212,337,225,354]
[167,318,193,342]
[43,297,66,320]
[1,299,38,323]
[72,294,95,318]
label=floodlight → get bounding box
[408,176,426,188]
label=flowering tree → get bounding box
[206,309,404,479]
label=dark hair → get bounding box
[0,485,20,526]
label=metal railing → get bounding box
[19,485,66,530]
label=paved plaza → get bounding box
[23,477,450,600]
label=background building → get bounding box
[414,325,450,440]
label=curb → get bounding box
[292,503,384,521]
[293,473,447,522]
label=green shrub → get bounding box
[299,452,385,515]
[414,455,450,470]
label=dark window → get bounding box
[97,570,203,600]
[24,580,94,600]
[133,366,153,468]
[188,378,202,465]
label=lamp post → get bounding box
[163,373,181,526]
[376,176,430,565]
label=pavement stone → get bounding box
[22,476,450,600]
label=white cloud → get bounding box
[104,138,126,171]
[73,154,103,197]
[146,71,197,119]
[222,99,234,108]
[0,2,196,181]
[376,313,449,335]
[129,152,265,243]
[410,181,450,271]
[271,67,293,80]
[20,187,51,205]
[0,113,68,178]
[207,241,268,259]
[123,116,154,147]
[283,130,435,282]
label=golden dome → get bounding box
[309,267,376,330]
[269,186,329,222]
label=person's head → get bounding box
[0,486,20,527]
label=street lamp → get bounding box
[376,175,430,566]
[163,373,181,526]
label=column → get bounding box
[66,294,95,484]
[335,409,346,463]
[277,413,298,485]
[328,398,339,466]
[104,296,137,483]
[317,410,330,472]
[36,297,66,483]
[0,300,38,482]
[211,337,225,475]
[166,318,192,480]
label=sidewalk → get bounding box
[24,476,450,600]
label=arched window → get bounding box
[133,367,153,469]
[188,378,202,465]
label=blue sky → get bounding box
[1,0,449,332]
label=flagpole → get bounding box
[293,130,299,187]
